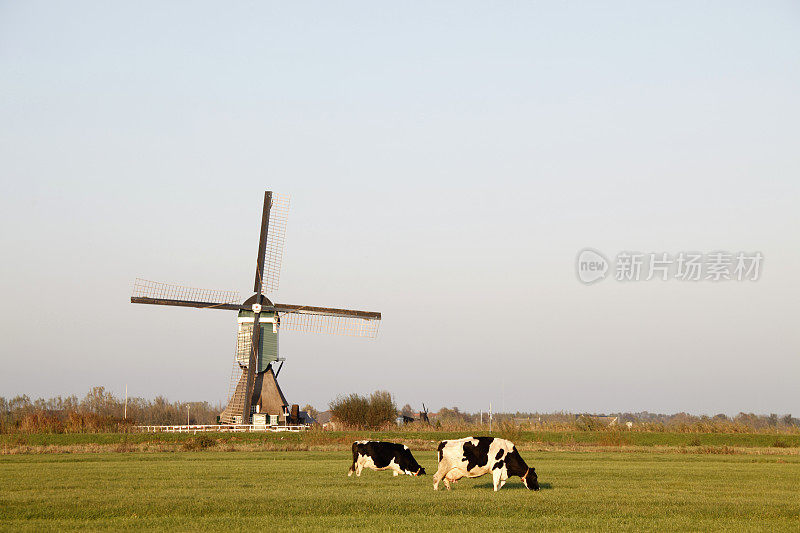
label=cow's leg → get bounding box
[356,462,364,477]
[432,461,450,491]
[492,469,502,491]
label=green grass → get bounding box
[3,429,799,450]
[1,450,799,531]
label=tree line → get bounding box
[0,387,222,433]
[395,406,799,432]
[2,386,797,433]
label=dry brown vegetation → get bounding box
[0,387,223,433]
[399,409,800,435]
[3,387,798,438]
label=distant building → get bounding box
[299,410,316,425]
[316,410,333,428]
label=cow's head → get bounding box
[415,466,426,476]
[522,467,539,491]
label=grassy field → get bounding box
[1,449,799,531]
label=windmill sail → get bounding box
[255,192,290,294]
[219,362,248,424]
[275,303,381,338]
[131,278,240,310]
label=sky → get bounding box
[1,1,798,416]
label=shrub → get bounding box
[329,393,369,428]
[365,391,397,429]
[182,435,216,451]
[329,390,397,429]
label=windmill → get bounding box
[420,404,430,424]
[131,191,381,424]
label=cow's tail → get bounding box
[348,442,358,475]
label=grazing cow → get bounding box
[348,441,426,477]
[433,437,539,491]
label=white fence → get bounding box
[135,424,309,434]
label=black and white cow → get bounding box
[348,440,426,477]
[433,437,539,491]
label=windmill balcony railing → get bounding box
[135,424,310,434]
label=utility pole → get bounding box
[489,402,493,433]
[187,404,190,426]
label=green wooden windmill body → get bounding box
[236,310,278,373]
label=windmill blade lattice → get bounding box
[219,324,258,424]
[259,192,290,294]
[131,278,240,309]
[220,362,248,424]
[279,311,380,338]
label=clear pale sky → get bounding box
[1,2,798,415]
